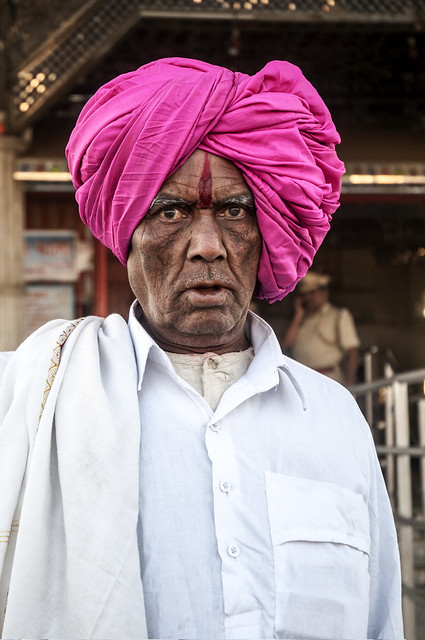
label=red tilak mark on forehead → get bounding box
[198,154,213,208]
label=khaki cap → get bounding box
[297,271,331,294]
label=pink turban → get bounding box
[66,57,345,303]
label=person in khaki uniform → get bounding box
[282,272,360,386]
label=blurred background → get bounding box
[0,0,425,636]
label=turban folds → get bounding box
[66,57,345,302]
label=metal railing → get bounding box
[351,365,425,640]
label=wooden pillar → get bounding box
[94,240,108,317]
[0,136,26,350]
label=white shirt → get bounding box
[0,310,403,640]
[128,304,403,640]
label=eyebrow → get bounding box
[149,195,192,210]
[218,194,255,210]
[149,193,255,211]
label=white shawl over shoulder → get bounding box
[0,315,147,639]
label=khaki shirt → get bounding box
[292,303,360,382]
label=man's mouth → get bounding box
[185,281,230,305]
[192,284,223,294]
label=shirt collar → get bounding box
[127,301,306,410]
[244,310,307,411]
[128,301,174,391]
[318,301,331,315]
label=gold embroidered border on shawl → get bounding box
[38,318,84,424]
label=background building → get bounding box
[1,0,424,377]
[1,0,424,372]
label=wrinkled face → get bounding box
[127,150,262,354]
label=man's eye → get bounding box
[224,206,245,218]
[159,207,183,221]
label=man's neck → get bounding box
[135,304,251,355]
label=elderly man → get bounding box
[283,271,361,385]
[0,58,403,639]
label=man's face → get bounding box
[127,150,262,354]
[301,287,329,312]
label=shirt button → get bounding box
[207,357,218,370]
[227,544,240,558]
[219,480,232,493]
[210,422,220,432]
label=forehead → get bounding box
[159,150,249,197]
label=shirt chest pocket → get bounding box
[265,472,371,640]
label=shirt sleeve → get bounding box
[365,426,405,639]
[339,308,361,351]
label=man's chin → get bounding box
[172,305,248,346]
[180,308,239,336]
[141,304,249,353]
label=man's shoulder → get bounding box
[283,355,370,439]
[284,353,358,403]
[321,302,342,315]
[324,303,354,320]
[0,351,14,386]
[0,314,130,386]
[0,318,85,389]
[321,304,357,333]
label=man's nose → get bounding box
[186,212,227,262]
